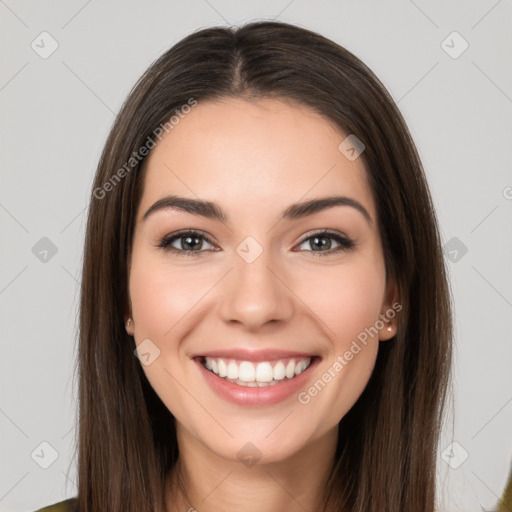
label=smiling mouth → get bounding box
[197,355,316,387]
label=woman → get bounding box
[36,20,455,512]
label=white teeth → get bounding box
[231,378,282,387]
[217,359,227,377]
[202,356,313,385]
[295,359,309,375]
[227,361,238,379]
[255,362,273,382]
[285,360,295,379]
[273,361,286,380]
[239,361,256,382]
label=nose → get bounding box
[218,243,294,331]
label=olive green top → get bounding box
[34,497,77,512]
[33,477,512,511]
[499,468,512,512]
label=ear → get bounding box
[378,276,400,341]
[123,260,135,336]
[124,295,134,336]
[124,254,134,336]
[125,315,135,336]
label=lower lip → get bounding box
[194,357,320,407]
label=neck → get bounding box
[165,426,339,512]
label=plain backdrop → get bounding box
[1,1,511,511]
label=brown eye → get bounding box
[296,230,356,257]
[157,230,216,256]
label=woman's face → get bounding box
[127,97,397,465]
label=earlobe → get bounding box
[125,317,134,336]
[124,293,134,336]
[378,322,396,341]
[379,277,400,341]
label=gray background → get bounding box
[1,1,511,511]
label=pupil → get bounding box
[312,236,330,251]
[182,235,201,251]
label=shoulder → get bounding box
[33,497,78,512]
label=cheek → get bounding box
[129,251,205,338]
[293,257,386,346]
[337,272,384,342]
[293,263,385,421]
[128,251,200,411]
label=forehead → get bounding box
[137,97,375,223]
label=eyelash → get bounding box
[156,229,356,258]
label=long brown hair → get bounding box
[75,20,453,512]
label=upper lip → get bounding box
[192,349,318,363]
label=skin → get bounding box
[125,97,398,512]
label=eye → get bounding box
[156,228,356,258]
[296,229,356,257]
[156,230,216,257]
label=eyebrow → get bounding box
[142,194,372,225]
